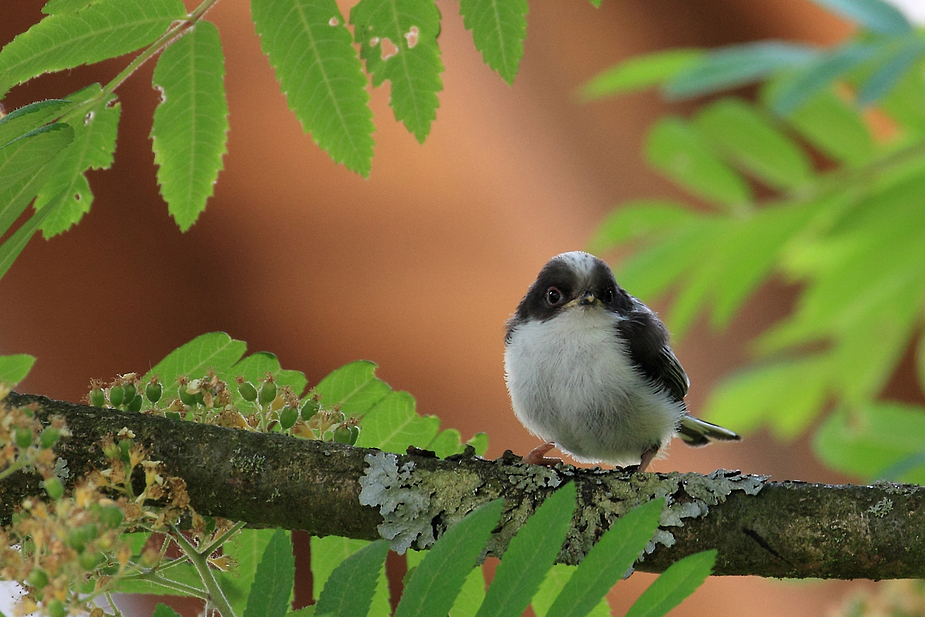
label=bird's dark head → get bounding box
[510,252,633,326]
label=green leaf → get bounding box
[313,360,392,415]
[466,432,489,456]
[880,56,925,133]
[355,390,440,454]
[458,0,528,84]
[476,483,576,617]
[664,42,818,100]
[0,0,188,99]
[704,357,829,440]
[394,499,504,617]
[216,529,278,616]
[251,0,374,176]
[350,0,443,142]
[0,123,74,239]
[42,0,98,14]
[153,604,182,617]
[311,536,391,614]
[624,550,716,617]
[531,565,609,617]
[581,49,704,100]
[314,540,389,617]
[814,403,925,483]
[406,549,487,617]
[546,498,663,617]
[808,0,912,35]
[769,87,872,166]
[243,529,294,617]
[143,332,248,386]
[0,354,36,387]
[33,86,120,238]
[587,200,696,255]
[0,100,71,148]
[645,117,751,208]
[694,98,813,189]
[769,43,877,116]
[0,195,57,282]
[151,20,229,232]
[857,38,925,106]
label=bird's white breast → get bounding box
[504,307,683,465]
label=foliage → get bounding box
[584,0,925,484]
[0,0,536,282]
[0,333,713,617]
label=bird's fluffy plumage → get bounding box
[504,251,739,468]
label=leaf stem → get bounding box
[58,0,224,125]
[171,525,238,617]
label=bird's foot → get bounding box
[636,446,659,473]
[522,442,561,466]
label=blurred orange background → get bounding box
[3,0,918,615]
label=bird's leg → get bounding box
[637,445,659,472]
[522,442,561,466]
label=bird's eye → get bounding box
[603,287,615,305]
[545,287,563,306]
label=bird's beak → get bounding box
[566,290,598,308]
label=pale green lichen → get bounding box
[359,451,490,553]
[868,497,893,518]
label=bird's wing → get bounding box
[615,305,689,403]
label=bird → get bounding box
[503,251,740,471]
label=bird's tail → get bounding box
[678,415,741,447]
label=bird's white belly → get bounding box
[504,308,683,465]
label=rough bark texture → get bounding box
[3,392,924,579]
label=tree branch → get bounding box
[3,392,924,579]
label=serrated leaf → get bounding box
[813,403,925,483]
[531,565,609,617]
[311,536,391,614]
[451,563,486,617]
[43,0,97,14]
[769,87,872,166]
[704,357,828,439]
[350,0,443,142]
[151,20,229,232]
[427,428,464,458]
[216,529,278,615]
[645,117,751,208]
[251,0,374,176]
[143,332,248,386]
[243,529,294,617]
[624,550,716,617]
[394,499,504,617]
[546,498,664,617]
[0,0,187,99]
[588,200,696,255]
[476,483,576,617]
[880,56,925,133]
[34,88,120,238]
[314,540,388,617]
[0,123,74,238]
[313,360,392,415]
[809,0,912,35]
[458,0,527,84]
[0,100,71,148]
[664,41,818,100]
[0,199,56,281]
[153,604,182,617]
[694,98,813,189]
[581,49,704,100]
[769,43,878,116]
[355,390,440,453]
[0,354,36,387]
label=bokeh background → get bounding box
[3,0,923,615]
